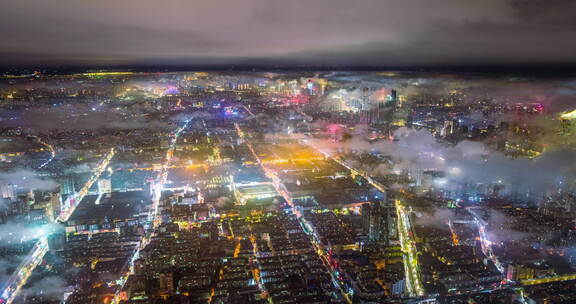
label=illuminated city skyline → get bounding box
[2,1,576,304]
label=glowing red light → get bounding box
[286,94,309,105]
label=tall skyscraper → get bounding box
[362,203,371,235]
[367,192,393,246]
[98,178,112,194]
[159,272,174,295]
[60,177,76,196]
[48,193,62,221]
[0,182,15,199]
[390,89,398,105]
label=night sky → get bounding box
[2,0,576,66]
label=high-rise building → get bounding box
[15,195,31,214]
[98,178,112,194]
[0,182,15,199]
[306,79,315,95]
[362,203,371,235]
[368,202,385,244]
[61,177,76,196]
[48,230,66,252]
[440,120,455,138]
[358,88,399,125]
[48,193,62,221]
[367,193,393,246]
[360,87,371,124]
[392,279,405,296]
[159,272,174,295]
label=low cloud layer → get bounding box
[310,126,576,201]
[1,0,576,65]
[11,105,171,133]
[0,169,58,192]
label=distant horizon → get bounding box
[3,63,576,77]
[4,1,576,73]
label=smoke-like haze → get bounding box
[13,105,172,133]
[308,126,576,202]
[0,169,58,192]
[0,220,62,244]
[20,275,67,301]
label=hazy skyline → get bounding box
[1,0,576,67]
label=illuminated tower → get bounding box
[98,178,112,194]
[306,79,315,95]
[60,177,76,196]
[441,120,455,138]
[360,87,371,124]
[48,193,61,221]
[368,191,392,245]
[362,203,371,235]
[369,200,392,246]
[159,272,174,295]
[390,89,397,105]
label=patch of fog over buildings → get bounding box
[298,73,576,202]
[0,167,69,300]
[170,112,210,123]
[0,169,58,192]
[324,73,576,111]
[17,254,79,303]
[0,217,68,302]
[0,255,24,283]
[0,200,71,302]
[483,209,535,244]
[411,206,548,259]
[19,275,68,302]
[305,126,576,204]
[0,219,60,244]
[12,104,174,133]
[4,100,218,136]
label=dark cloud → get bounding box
[1,0,575,66]
[511,0,576,28]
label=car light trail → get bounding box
[234,123,352,304]
[33,136,56,169]
[111,120,190,304]
[396,200,425,297]
[0,239,49,304]
[303,138,425,298]
[0,149,115,304]
[58,149,115,223]
[467,208,505,274]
